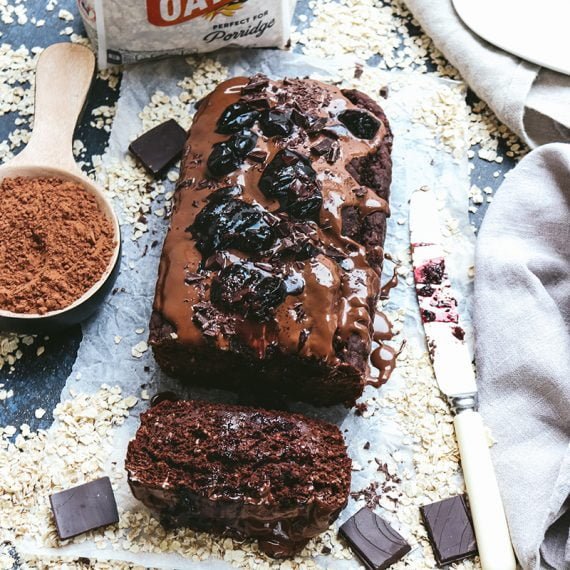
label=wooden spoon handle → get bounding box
[14,43,95,172]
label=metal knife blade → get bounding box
[409,187,477,403]
[409,187,518,570]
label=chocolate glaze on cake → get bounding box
[149,75,394,406]
[125,400,352,558]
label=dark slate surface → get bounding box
[0,0,515,433]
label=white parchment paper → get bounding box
[20,50,475,568]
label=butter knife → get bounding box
[409,187,516,570]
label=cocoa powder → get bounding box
[0,177,116,315]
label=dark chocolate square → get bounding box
[49,477,119,540]
[420,494,478,567]
[129,119,187,176]
[339,507,411,570]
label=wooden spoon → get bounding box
[0,43,121,333]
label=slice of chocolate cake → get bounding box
[149,74,395,407]
[125,399,352,558]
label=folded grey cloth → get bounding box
[475,143,570,569]
[403,0,570,148]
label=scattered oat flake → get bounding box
[131,341,148,358]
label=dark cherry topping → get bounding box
[259,109,293,138]
[207,142,239,177]
[210,263,287,322]
[452,326,465,341]
[216,102,259,134]
[421,308,436,322]
[338,109,380,139]
[207,129,258,177]
[232,129,258,156]
[417,283,435,297]
[259,149,322,220]
[420,260,445,284]
[190,191,277,255]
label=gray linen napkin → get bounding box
[403,0,570,147]
[475,143,570,569]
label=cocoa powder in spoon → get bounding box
[0,176,116,315]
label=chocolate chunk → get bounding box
[291,109,311,129]
[247,149,268,163]
[128,119,187,176]
[241,75,269,93]
[311,138,334,157]
[326,142,341,164]
[339,507,411,569]
[49,477,119,540]
[306,117,328,137]
[420,495,478,567]
[247,97,271,110]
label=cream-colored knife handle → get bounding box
[454,409,517,570]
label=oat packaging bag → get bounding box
[78,0,298,68]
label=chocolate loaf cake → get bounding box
[125,399,352,557]
[150,74,393,406]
